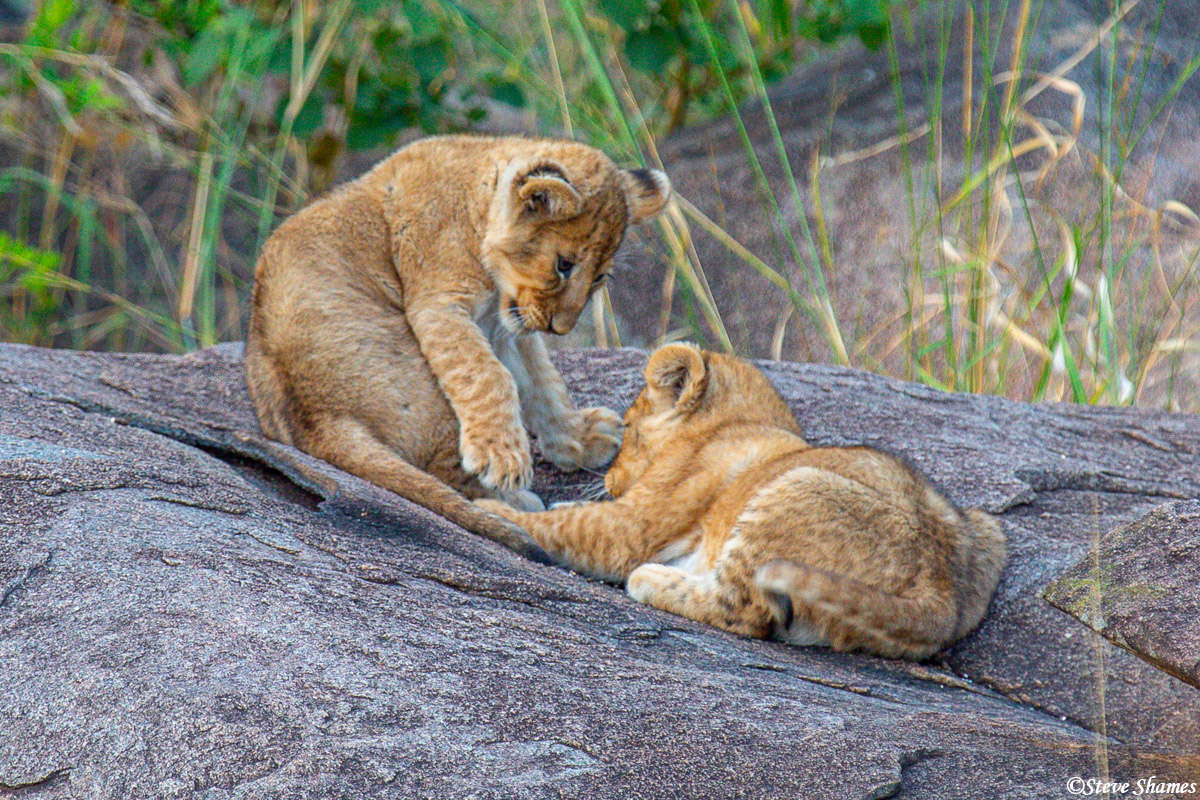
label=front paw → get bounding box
[627,563,686,604]
[540,406,623,472]
[460,421,533,492]
[494,489,546,512]
[577,406,623,468]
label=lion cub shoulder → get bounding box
[480,344,1007,659]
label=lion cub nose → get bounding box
[550,312,577,335]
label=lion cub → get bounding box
[246,135,670,558]
[478,344,1007,659]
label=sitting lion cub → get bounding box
[478,344,1007,659]
[246,135,670,558]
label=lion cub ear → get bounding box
[507,161,582,222]
[620,167,671,224]
[645,342,707,413]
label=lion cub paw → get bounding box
[540,406,623,472]
[577,406,623,468]
[627,563,687,604]
[460,420,533,492]
[498,489,546,512]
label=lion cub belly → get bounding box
[651,531,705,574]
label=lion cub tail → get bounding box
[754,560,959,660]
[953,508,1007,640]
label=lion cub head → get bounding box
[482,143,670,336]
[605,343,801,497]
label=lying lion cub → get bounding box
[479,344,1007,659]
[246,135,670,558]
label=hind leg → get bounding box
[265,297,547,549]
[626,563,772,638]
[294,303,544,506]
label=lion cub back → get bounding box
[741,447,1006,659]
[613,345,1007,660]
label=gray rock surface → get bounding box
[1045,499,1200,692]
[2,342,1199,798]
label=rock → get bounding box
[1045,499,1200,692]
[1,342,1199,798]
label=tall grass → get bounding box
[0,0,1197,409]
[504,0,1200,408]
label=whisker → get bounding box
[579,479,610,501]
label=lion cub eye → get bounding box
[592,273,609,287]
[555,255,575,280]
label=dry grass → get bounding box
[0,0,1197,409]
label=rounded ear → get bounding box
[509,161,582,222]
[645,342,707,413]
[620,167,671,224]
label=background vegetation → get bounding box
[0,0,1196,410]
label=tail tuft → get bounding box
[754,559,957,660]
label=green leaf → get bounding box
[490,78,525,108]
[410,42,447,86]
[182,24,227,86]
[244,26,281,69]
[29,0,76,47]
[0,233,61,285]
[598,0,650,32]
[766,0,791,38]
[845,0,887,28]
[290,91,326,137]
[347,120,397,149]
[73,77,123,113]
[858,21,887,50]
[347,99,408,149]
[402,0,440,40]
[625,24,677,75]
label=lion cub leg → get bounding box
[626,560,773,638]
[505,335,622,471]
[475,497,673,582]
[406,301,533,493]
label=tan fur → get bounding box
[245,135,670,557]
[478,343,1007,659]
